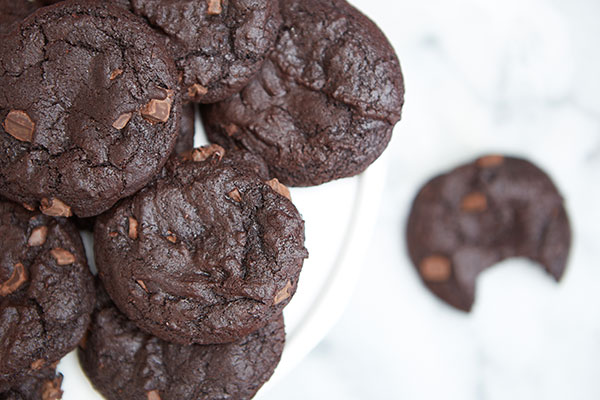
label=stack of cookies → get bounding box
[0,0,404,399]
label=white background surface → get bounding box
[262,0,600,399]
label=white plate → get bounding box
[56,112,387,399]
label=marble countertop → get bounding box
[262,0,600,398]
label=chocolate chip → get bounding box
[40,198,72,217]
[31,359,45,370]
[184,144,225,163]
[50,248,75,265]
[207,0,222,15]
[109,69,123,80]
[266,178,291,201]
[419,255,451,282]
[461,192,488,213]
[147,390,161,400]
[112,112,132,130]
[137,279,148,292]
[141,90,174,123]
[274,280,293,304]
[0,263,28,296]
[228,188,242,202]
[166,231,177,243]
[3,110,35,142]
[41,374,63,400]
[188,83,208,99]
[128,217,139,240]
[476,154,504,168]
[28,226,48,247]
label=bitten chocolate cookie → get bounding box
[94,145,307,344]
[129,0,282,103]
[0,367,63,400]
[0,2,180,217]
[406,155,571,311]
[0,200,95,383]
[173,103,196,154]
[201,0,404,186]
[79,282,285,400]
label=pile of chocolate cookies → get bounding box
[0,0,404,399]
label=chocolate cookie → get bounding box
[201,0,404,186]
[0,367,63,400]
[129,0,282,103]
[174,103,196,154]
[406,155,571,311]
[94,145,307,344]
[79,281,285,400]
[0,199,95,382]
[0,2,181,217]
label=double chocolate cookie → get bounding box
[0,2,180,217]
[406,155,571,311]
[129,0,282,103]
[94,146,307,344]
[0,199,94,383]
[202,0,405,186]
[79,282,285,400]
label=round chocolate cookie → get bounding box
[406,155,571,311]
[201,0,404,187]
[173,103,196,154]
[94,145,307,344]
[0,2,181,218]
[79,282,285,400]
[129,0,282,103]
[0,200,95,382]
[0,367,62,400]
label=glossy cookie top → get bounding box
[130,0,282,103]
[0,2,180,217]
[94,146,307,344]
[202,0,404,186]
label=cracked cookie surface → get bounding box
[79,281,285,400]
[406,155,571,311]
[0,199,94,383]
[0,2,180,217]
[201,0,405,186]
[94,147,307,344]
[129,0,282,103]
